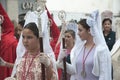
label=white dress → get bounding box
[111,39,120,80]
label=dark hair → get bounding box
[65,30,75,39]
[102,18,112,25]
[19,20,25,28]
[24,22,39,38]
[78,19,90,30]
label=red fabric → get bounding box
[0,4,14,34]
[46,7,62,80]
[46,7,60,59]
[0,3,18,80]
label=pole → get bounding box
[62,38,67,80]
[58,10,67,80]
[33,0,46,80]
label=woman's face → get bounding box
[78,24,90,40]
[103,20,111,31]
[22,28,39,51]
[65,32,74,47]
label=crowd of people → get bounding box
[0,1,120,80]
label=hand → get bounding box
[0,57,6,66]
[57,49,67,62]
[39,53,51,67]
[4,77,16,80]
[56,60,64,69]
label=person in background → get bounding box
[64,30,75,64]
[57,21,78,80]
[5,22,57,80]
[0,20,25,68]
[60,30,75,80]
[0,18,25,67]
[102,18,116,80]
[0,3,18,80]
[14,20,25,40]
[57,10,111,80]
[102,18,116,51]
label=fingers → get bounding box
[0,57,3,63]
[58,49,67,61]
[62,49,67,53]
[0,57,2,61]
[39,53,50,67]
[0,58,1,65]
[39,53,48,59]
[0,57,6,66]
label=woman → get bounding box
[60,30,75,80]
[102,18,115,79]
[57,11,111,80]
[102,18,116,51]
[57,21,78,80]
[5,22,57,80]
[64,30,75,64]
[14,20,25,40]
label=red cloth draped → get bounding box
[0,3,17,80]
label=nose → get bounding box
[65,37,69,41]
[23,37,28,43]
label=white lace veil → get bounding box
[11,10,57,78]
[65,21,81,48]
[86,10,107,46]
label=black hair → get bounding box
[19,20,25,28]
[102,18,112,25]
[78,19,90,30]
[65,30,75,39]
[24,22,39,38]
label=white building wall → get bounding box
[7,0,18,22]
[1,0,119,26]
[112,0,120,14]
[46,0,119,13]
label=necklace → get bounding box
[81,44,95,78]
[22,52,39,80]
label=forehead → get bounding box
[78,24,89,32]
[104,20,111,23]
[65,32,72,36]
[17,24,23,29]
[22,28,34,35]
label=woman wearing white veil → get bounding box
[10,8,58,80]
[56,20,80,80]
[57,10,111,80]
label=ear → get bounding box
[88,28,91,34]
